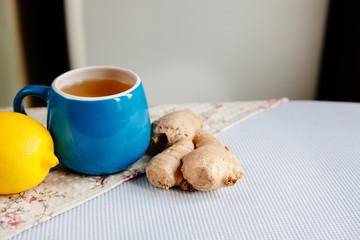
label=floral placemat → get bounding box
[0,98,288,240]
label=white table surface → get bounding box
[10,101,360,240]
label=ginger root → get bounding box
[146,110,203,189]
[181,129,243,191]
[146,110,243,191]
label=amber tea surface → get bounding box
[61,79,133,97]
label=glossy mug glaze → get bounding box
[13,66,151,175]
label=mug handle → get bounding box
[13,85,51,115]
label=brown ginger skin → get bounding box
[146,110,203,189]
[181,129,244,191]
[146,110,244,191]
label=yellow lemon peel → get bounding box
[0,112,59,194]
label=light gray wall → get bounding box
[66,0,329,104]
[0,0,25,108]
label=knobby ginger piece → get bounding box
[146,110,244,191]
[146,110,203,189]
[146,139,193,189]
[151,110,203,150]
[181,129,244,191]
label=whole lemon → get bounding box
[0,112,59,194]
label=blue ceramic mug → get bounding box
[13,66,151,175]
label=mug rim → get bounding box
[52,66,141,101]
